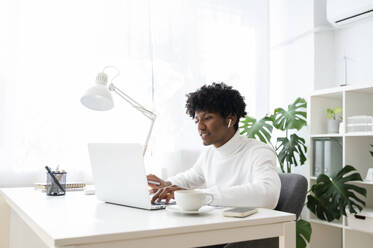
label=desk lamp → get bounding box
[80,66,156,156]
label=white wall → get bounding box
[334,16,373,86]
[269,0,373,175]
[269,0,315,177]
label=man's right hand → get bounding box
[146,174,172,194]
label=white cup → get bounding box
[174,190,214,211]
[366,168,373,181]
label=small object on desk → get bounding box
[34,182,86,191]
[45,166,66,196]
[84,185,96,195]
[223,207,258,218]
[148,180,161,186]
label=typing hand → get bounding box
[147,174,171,194]
[151,185,185,205]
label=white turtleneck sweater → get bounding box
[167,131,281,209]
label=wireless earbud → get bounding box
[228,119,232,128]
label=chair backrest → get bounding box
[275,173,308,219]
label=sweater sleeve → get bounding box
[200,145,281,209]
[166,152,206,189]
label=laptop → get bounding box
[87,143,170,210]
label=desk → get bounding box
[0,188,295,248]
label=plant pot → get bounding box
[327,119,341,133]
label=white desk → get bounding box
[0,188,296,248]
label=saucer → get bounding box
[166,205,214,214]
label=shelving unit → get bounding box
[308,84,373,248]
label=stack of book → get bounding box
[34,182,86,192]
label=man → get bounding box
[147,83,281,209]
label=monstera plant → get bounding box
[240,97,307,173]
[307,165,366,222]
[240,97,367,248]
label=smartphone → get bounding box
[223,207,258,218]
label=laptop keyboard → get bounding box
[151,199,176,206]
[149,193,176,206]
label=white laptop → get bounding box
[87,143,169,210]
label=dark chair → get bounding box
[224,173,308,248]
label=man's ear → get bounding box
[226,115,237,128]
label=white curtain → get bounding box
[0,0,269,186]
[149,0,268,177]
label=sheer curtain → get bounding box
[149,0,268,176]
[0,0,269,186]
[0,0,154,186]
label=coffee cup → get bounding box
[174,190,214,211]
[366,168,373,181]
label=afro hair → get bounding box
[185,82,247,130]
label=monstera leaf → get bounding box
[276,134,307,173]
[296,219,312,248]
[307,165,366,222]
[240,116,273,144]
[273,97,307,131]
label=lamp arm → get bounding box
[143,118,156,156]
[109,84,156,156]
[110,84,156,120]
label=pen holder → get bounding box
[46,171,66,196]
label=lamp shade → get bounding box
[80,84,114,111]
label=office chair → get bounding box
[224,173,308,248]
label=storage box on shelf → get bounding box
[309,84,373,248]
[312,137,342,178]
[347,115,373,133]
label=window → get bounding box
[0,0,269,186]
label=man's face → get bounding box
[194,110,232,147]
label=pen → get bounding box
[45,166,65,193]
[148,180,161,186]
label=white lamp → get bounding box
[81,66,156,156]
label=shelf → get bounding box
[308,218,344,229]
[310,81,373,246]
[310,132,373,137]
[310,176,373,184]
[345,84,373,94]
[311,84,373,96]
[344,226,373,235]
[311,87,343,98]
[345,132,373,137]
[311,134,343,138]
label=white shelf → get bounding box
[308,218,344,229]
[311,84,373,96]
[311,134,343,138]
[344,226,373,235]
[309,84,373,247]
[345,132,373,137]
[310,133,373,137]
[311,88,343,98]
